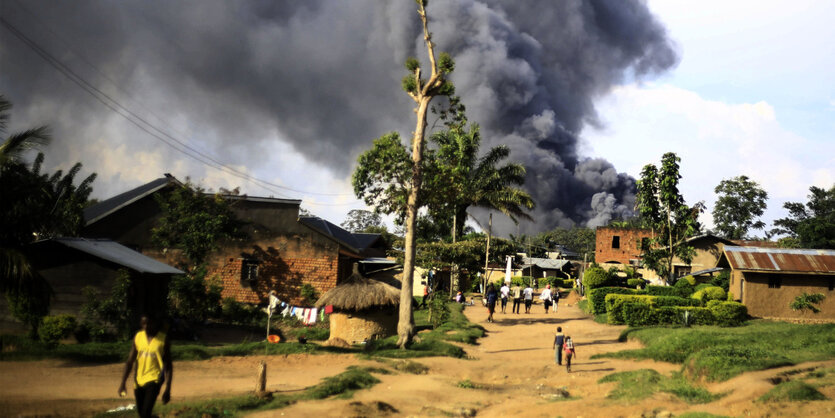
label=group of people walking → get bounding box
[484,282,560,317]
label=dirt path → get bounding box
[2,298,835,417]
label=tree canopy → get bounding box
[636,152,704,283]
[773,184,835,249]
[340,209,383,233]
[712,175,768,239]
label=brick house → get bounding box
[595,227,653,266]
[718,247,835,321]
[82,175,381,306]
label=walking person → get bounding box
[499,282,510,314]
[552,287,560,314]
[118,315,173,418]
[553,326,565,365]
[511,281,522,314]
[564,336,577,372]
[540,284,553,313]
[523,282,534,314]
[485,284,499,322]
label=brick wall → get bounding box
[595,227,653,265]
[207,232,341,306]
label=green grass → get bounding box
[677,413,730,418]
[598,369,720,404]
[106,366,387,418]
[758,380,828,402]
[595,321,835,382]
[457,379,477,389]
[578,299,608,323]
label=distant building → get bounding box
[595,227,653,266]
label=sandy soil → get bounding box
[2,296,835,417]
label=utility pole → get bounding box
[482,212,492,293]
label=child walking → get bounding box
[563,336,576,372]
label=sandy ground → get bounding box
[2,296,835,417]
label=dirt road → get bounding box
[2,297,834,417]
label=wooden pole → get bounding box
[256,360,267,396]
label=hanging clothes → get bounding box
[307,308,318,325]
[324,305,334,314]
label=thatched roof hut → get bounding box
[316,271,401,344]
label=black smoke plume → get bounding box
[0,0,676,235]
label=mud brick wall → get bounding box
[213,256,338,305]
[595,227,653,265]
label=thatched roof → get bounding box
[315,272,401,311]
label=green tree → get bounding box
[636,152,704,284]
[340,209,383,233]
[353,0,454,348]
[712,175,768,239]
[428,100,534,240]
[789,292,826,314]
[151,181,241,267]
[1,96,96,335]
[773,185,835,249]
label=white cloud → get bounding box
[583,83,835,231]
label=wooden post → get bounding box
[256,360,267,396]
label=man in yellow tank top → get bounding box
[118,315,173,418]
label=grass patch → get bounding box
[677,413,730,418]
[134,366,385,417]
[457,379,477,389]
[393,360,429,374]
[758,380,828,402]
[595,321,835,382]
[599,369,720,404]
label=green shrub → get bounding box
[588,287,638,314]
[626,279,645,288]
[623,303,656,326]
[694,283,713,292]
[508,276,533,287]
[654,296,702,308]
[220,298,264,326]
[81,270,133,340]
[710,271,730,292]
[300,284,319,305]
[692,286,726,303]
[606,294,655,324]
[708,301,747,326]
[674,307,714,325]
[583,266,613,289]
[678,275,697,286]
[645,285,690,299]
[38,314,77,346]
[559,278,575,288]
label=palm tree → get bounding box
[430,121,535,240]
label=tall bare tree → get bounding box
[397,0,455,347]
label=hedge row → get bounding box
[606,294,701,324]
[588,287,639,314]
[621,301,747,327]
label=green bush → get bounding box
[81,269,133,340]
[583,266,613,289]
[507,276,533,287]
[606,294,655,324]
[675,307,714,325]
[220,298,264,326]
[710,271,730,292]
[758,380,827,402]
[38,314,77,346]
[692,286,726,303]
[588,287,638,314]
[654,296,702,308]
[707,301,747,326]
[677,275,697,286]
[558,278,575,288]
[645,285,691,299]
[623,303,656,326]
[626,278,645,288]
[694,283,713,292]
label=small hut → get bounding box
[315,271,400,344]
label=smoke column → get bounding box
[0,0,677,234]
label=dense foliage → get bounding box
[773,185,835,249]
[636,153,704,283]
[712,175,768,239]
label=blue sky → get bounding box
[582,0,835,234]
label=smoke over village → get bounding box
[1,0,678,234]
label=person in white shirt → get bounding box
[539,284,553,314]
[499,283,510,314]
[523,284,534,313]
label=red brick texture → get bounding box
[595,227,653,265]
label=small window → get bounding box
[640,238,651,251]
[829,278,834,291]
[612,236,620,249]
[768,276,781,289]
[241,259,259,287]
[674,266,691,278]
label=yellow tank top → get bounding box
[134,330,166,387]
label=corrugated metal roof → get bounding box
[84,175,178,225]
[298,216,360,253]
[521,257,570,270]
[50,238,184,274]
[724,246,835,274]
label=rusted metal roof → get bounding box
[723,247,835,274]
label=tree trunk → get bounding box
[397,97,432,349]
